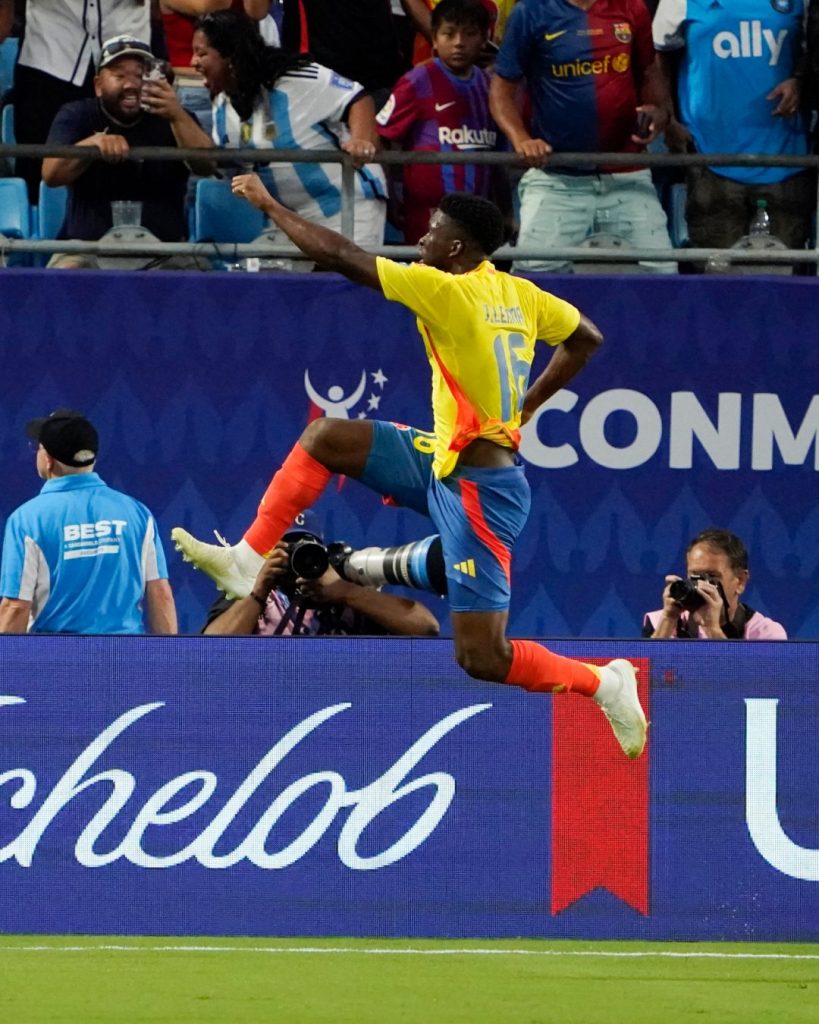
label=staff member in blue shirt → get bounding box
[0,409,177,635]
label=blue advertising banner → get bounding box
[0,270,817,636]
[0,637,817,941]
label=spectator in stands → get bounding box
[41,35,213,244]
[203,513,440,636]
[160,1,275,136]
[402,0,499,67]
[642,528,787,639]
[280,0,406,108]
[489,0,675,273]
[192,9,387,246]
[377,0,509,244]
[0,409,176,635]
[5,1,152,203]
[653,0,812,260]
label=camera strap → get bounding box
[273,599,311,636]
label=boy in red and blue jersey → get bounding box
[377,0,507,243]
[173,179,648,762]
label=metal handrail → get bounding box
[2,143,817,267]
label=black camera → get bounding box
[668,573,726,612]
[285,536,331,582]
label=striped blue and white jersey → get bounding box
[0,473,168,634]
[212,62,387,237]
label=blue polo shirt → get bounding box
[0,473,168,634]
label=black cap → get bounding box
[26,409,98,467]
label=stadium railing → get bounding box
[0,142,817,270]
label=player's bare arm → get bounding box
[232,173,383,291]
[520,315,603,424]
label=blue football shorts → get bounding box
[359,421,531,612]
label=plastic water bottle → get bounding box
[749,199,771,237]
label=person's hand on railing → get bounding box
[768,77,800,118]
[86,130,130,163]
[512,137,552,169]
[342,137,379,170]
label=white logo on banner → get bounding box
[0,699,491,871]
[745,698,819,881]
[304,368,389,421]
[520,391,819,471]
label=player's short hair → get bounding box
[687,529,749,572]
[439,192,504,256]
[432,0,490,34]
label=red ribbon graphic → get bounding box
[550,657,650,916]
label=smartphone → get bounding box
[634,110,652,140]
[141,59,171,110]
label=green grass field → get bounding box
[1,936,817,1023]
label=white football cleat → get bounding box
[171,527,255,599]
[595,659,648,759]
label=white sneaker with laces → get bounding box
[171,527,257,599]
[594,659,648,759]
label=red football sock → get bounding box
[243,443,332,555]
[503,639,600,697]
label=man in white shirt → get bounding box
[5,0,150,201]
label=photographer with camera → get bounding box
[201,514,440,637]
[642,529,786,640]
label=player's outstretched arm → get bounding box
[521,315,603,424]
[232,173,383,291]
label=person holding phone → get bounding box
[41,35,214,244]
[489,0,676,273]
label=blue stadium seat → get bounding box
[0,37,18,101]
[1,101,13,145]
[37,181,68,239]
[191,178,266,243]
[0,176,30,238]
[669,182,689,248]
[0,101,14,174]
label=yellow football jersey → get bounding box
[376,257,581,478]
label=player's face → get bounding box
[433,20,486,76]
[94,58,146,122]
[418,209,463,268]
[191,30,232,96]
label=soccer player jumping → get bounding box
[172,178,647,758]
